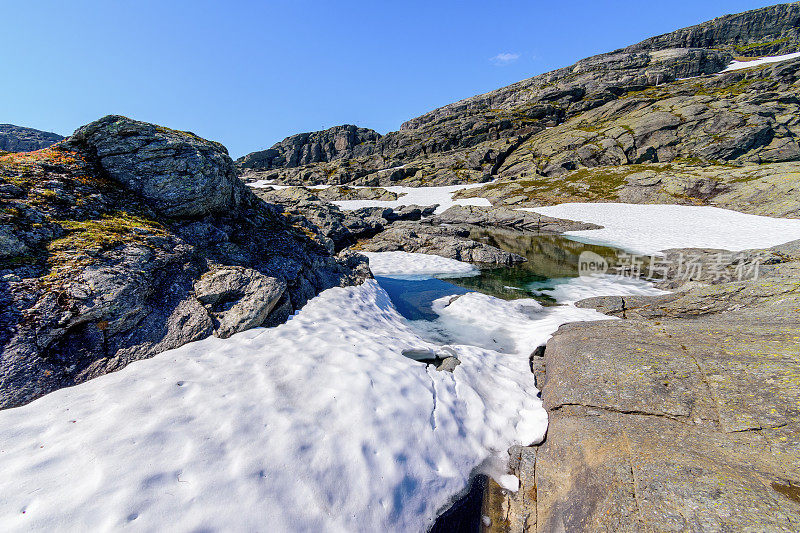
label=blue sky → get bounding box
[2,0,780,158]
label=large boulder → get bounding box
[65,115,248,217]
[194,267,286,339]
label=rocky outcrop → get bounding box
[629,2,800,56]
[237,124,381,171]
[0,116,368,409]
[490,243,800,531]
[357,222,525,265]
[432,205,602,232]
[65,117,248,217]
[0,124,64,152]
[252,186,419,252]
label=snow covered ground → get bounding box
[0,248,666,532]
[0,280,545,532]
[722,51,800,72]
[246,180,492,214]
[522,203,800,254]
[361,251,479,279]
[331,183,491,214]
[528,274,671,304]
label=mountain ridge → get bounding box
[237,2,800,190]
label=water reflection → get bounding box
[447,228,630,302]
[376,227,632,320]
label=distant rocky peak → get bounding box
[0,124,63,152]
[237,124,382,170]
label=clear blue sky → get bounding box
[2,0,781,158]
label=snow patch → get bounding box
[522,203,800,254]
[529,274,670,304]
[722,51,800,72]
[497,474,520,492]
[333,183,492,214]
[362,251,480,280]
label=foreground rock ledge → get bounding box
[487,242,800,532]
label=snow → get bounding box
[721,51,800,72]
[362,251,479,280]
[528,274,671,304]
[0,268,669,532]
[0,280,547,532]
[522,203,800,255]
[332,183,492,214]
[497,474,520,492]
[0,213,678,531]
[411,276,665,356]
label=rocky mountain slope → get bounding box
[0,124,64,153]
[0,116,368,409]
[238,2,800,214]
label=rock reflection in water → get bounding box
[446,228,632,301]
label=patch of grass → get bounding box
[734,37,789,54]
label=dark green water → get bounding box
[377,228,633,321]
[449,228,631,302]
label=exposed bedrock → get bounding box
[0,124,64,153]
[487,241,800,532]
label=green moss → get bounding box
[48,212,167,254]
[734,37,789,54]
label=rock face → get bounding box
[491,243,800,532]
[0,116,369,409]
[629,2,800,55]
[0,124,64,152]
[65,116,248,217]
[237,3,800,192]
[238,124,381,171]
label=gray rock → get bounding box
[435,356,461,372]
[237,124,381,171]
[432,205,601,232]
[359,222,525,265]
[0,117,368,410]
[509,250,800,532]
[194,267,286,338]
[65,115,248,217]
[0,124,63,152]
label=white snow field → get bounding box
[523,203,800,255]
[722,51,800,72]
[331,183,491,214]
[361,251,479,279]
[245,181,492,214]
[1,280,545,532]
